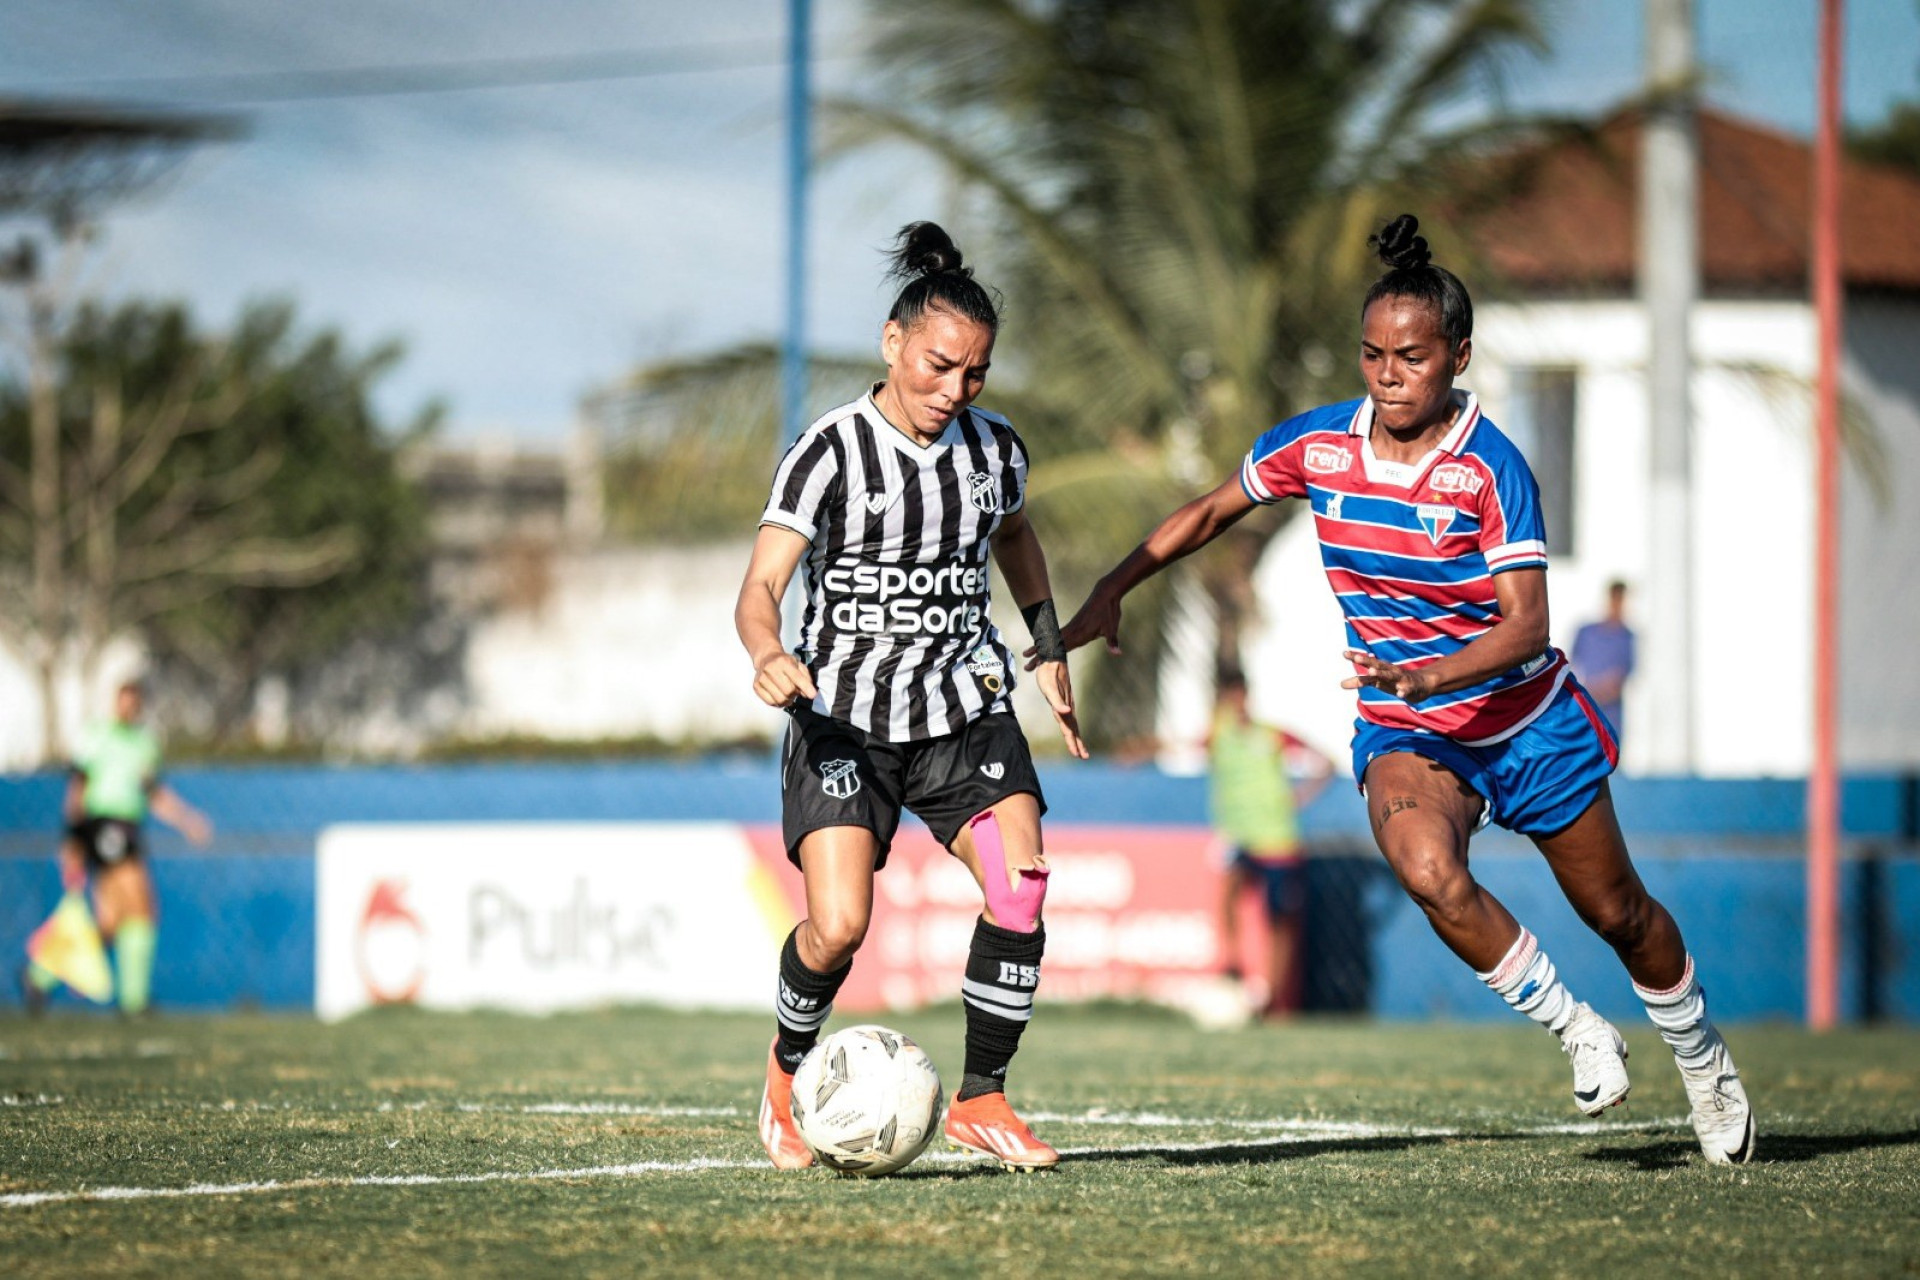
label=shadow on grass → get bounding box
[1584,1126,1920,1172]
[1065,1133,1490,1167]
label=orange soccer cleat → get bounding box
[943,1090,1059,1171]
[759,1039,815,1170]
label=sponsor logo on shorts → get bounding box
[1304,443,1351,474]
[1430,463,1485,495]
[819,758,861,800]
[967,471,999,512]
[979,762,1005,781]
[94,823,129,863]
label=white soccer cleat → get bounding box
[1559,1003,1631,1117]
[1676,1037,1756,1165]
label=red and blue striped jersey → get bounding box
[1239,391,1568,745]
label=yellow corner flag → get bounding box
[26,893,115,1004]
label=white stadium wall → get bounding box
[1838,298,1920,770]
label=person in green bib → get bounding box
[1208,668,1331,1019]
[21,679,211,1015]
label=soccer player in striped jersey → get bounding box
[736,222,1086,1172]
[1054,215,1754,1165]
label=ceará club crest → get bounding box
[966,471,999,513]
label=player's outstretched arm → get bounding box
[735,524,819,710]
[1051,477,1258,661]
[150,785,212,846]
[992,509,1088,760]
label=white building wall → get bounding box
[1840,299,1920,769]
[460,542,781,745]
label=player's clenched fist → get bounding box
[753,652,818,709]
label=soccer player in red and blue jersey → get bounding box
[1053,215,1754,1165]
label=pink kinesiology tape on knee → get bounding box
[969,811,1047,932]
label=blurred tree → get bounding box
[0,295,436,757]
[1850,100,1920,175]
[595,343,875,543]
[0,101,236,758]
[835,0,1551,744]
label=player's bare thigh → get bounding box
[1362,751,1525,966]
[1362,751,1483,865]
[92,858,156,935]
[795,825,881,971]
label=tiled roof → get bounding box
[1464,107,1920,295]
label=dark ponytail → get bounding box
[1362,214,1472,352]
[884,221,1001,333]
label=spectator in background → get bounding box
[1208,667,1332,1018]
[19,679,212,1017]
[1570,580,1635,740]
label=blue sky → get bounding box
[2,0,1916,439]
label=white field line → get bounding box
[165,1100,1694,1134]
[0,1041,179,1062]
[0,1114,1694,1210]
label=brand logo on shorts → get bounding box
[967,471,999,513]
[979,762,1005,781]
[94,823,128,863]
[818,758,861,800]
[1304,443,1351,474]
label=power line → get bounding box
[3,39,845,107]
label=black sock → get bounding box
[774,928,850,1074]
[958,916,1044,1100]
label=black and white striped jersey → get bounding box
[760,385,1029,742]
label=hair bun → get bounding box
[1369,214,1431,273]
[887,221,969,283]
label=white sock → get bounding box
[1477,928,1578,1035]
[1634,955,1719,1069]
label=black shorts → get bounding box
[68,817,144,869]
[1227,849,1306,919]
[780,706,1047,869]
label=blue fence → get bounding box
[2,762,1915,1020]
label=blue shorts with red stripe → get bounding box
[1349,678,1621,837]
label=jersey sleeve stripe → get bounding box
[1485,540,1547,570]
[1241,453,1277,503]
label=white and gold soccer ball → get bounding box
[789,1025,945,1176]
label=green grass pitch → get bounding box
[2,1005,1916,1276]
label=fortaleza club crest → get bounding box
[966,471,999,513]
[819,758,861,799]
[1416,503,1456,546]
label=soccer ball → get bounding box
[789,1025,945,1176]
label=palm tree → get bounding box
[835,0,1552,744]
